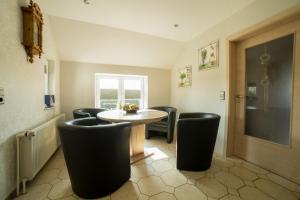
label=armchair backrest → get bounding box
[151,106,177,123]
[58,117,131,198]
[179,112,219,120]
[58,118,131,156]
[73,108,107,119]
[151,106,177,138]
[176,112,221,170]
[177,112,220,151]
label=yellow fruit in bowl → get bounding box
[123,103,139,113]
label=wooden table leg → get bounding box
[130,124,154,164]
[130,124,145,156]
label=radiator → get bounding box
[16,114,65,196]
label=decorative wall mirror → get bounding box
[21,0,44,63]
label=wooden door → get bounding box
[233,18,300,184]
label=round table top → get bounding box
[97,109,168,124]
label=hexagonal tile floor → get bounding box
[14,137,300,200]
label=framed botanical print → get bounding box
[178,65,192,87]
[198,41,219,70]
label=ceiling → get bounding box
[49,16,183,69]
[37,0,256,42]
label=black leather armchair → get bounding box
[73,108,110,124]
[177,113,220,171]
[145,106,177,143]
[58,117,131,199]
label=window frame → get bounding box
[95,73,148,110]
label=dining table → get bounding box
[97,109,168,163]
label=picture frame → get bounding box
[198,40,219,70]
[178,65,192,87]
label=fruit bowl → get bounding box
[123,103,139,114]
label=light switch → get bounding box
[0,87,5,105]
[219,91,225,100]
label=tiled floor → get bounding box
[14,137,300,200]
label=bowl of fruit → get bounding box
[123,103,139,114]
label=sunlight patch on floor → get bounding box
[145,147,168,160]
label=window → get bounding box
[44,60,55,108]
[95,74,148,110]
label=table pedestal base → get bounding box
[130,124,153,164]
[130,151,154,165]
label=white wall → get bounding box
[171,0,300,155]
[50,16,183,69]
[60,61,171,120]
[0,0,60,199]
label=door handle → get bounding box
[235,94,245,103]
[235,94,244,98]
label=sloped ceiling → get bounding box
[38,0,257,68]
[38,0,256,42]
[49,16,183,69]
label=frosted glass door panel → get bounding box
[245,34,294,145]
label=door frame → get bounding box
[225,5,300,156]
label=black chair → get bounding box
[73,108,106,118]
[73,108,110,124]
[177,113,220,171]
[145,106,177,143]
[58,117,131,199]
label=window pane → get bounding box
[124,79,142,108]
[125,90,141,99]
[99,78,118,89]
[100,89,118,109]
[98,78,119,109]
[124,79,141,90]
[100,99,118,110]
[96,75,147,110]
[100,89,118,99]
[125,99,140,108]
